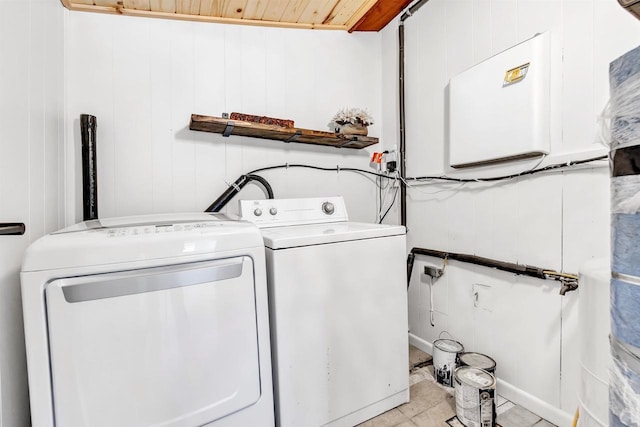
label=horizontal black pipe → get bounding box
[410,247,549,279]
[205,174,274,212]
[401,0,431,21]
[0,223,25,236]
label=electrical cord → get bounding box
[247,163,392,179]
[406,154,608,183]
[246,154,607,185]
[240,155,607,220]
[378,173,393,222]
[379,185,398,223]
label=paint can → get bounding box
[433,338,464,387]
[454,366,496,427]
[458,352,497,375]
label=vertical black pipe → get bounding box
[80,114,98,221]
[399,0,431,228]
[399,22,407,227]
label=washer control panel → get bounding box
[101,222,225,237]
[240,196,348,228]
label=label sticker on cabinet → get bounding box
[503,62,530,86]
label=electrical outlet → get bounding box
[386,161,397,173]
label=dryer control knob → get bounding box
[254,208,263,217]
[269,207,278,216]
[322,202,335,215]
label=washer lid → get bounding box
[22,213,263,272]
[260,221,406,249]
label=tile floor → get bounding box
[357,346,557,427]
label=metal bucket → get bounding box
[454,366,496,427]
[433,338,464,387]
[459,352,497,375]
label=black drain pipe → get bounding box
[399,0,431,226]
[399,22,407,226]
[80,114,99,221]
[205,174,274,212]
[407,247,579,295]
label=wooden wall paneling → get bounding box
[261,0,289,22]
[62,0,406,31]
[242,0,269,20]
[348,0,412,32]
[561,1,594,154]
[240,26,268,116]
[325,0,373,26]
[93,0,120,7]
[148,22,175,214]
[30,0,47,241]
[176,0,201,14]
[490,0,518,54]
[343,0,381,29]
[112,19,154,216]
[264,29,287,119]
[66,12,118,219]
[149,0,176,13]
[199,0,214,14]
[280,0,312,23]
[43,0,64,233]
[298,0,337,25]
[222,0,248,18]
[169,27,198,212]
[238,27,271,199]
[193,24,227,212]
[221,25,244,205]
[123,0,152,10]
[1,3,30,224]
[319,0,342,24]
[262,28,287,196]
[0,10,31,426]
[321,0,353,25]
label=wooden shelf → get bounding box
[189,114,378,150]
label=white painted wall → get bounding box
[0,0,65,425]
[380,0,640,424]
[3,1,633,426]
[65,12,387,225]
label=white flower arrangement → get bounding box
[328,108,374,129]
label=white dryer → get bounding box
[240,197,409,427]
[20,213,274,427]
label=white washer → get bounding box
[240,197,409,427]
[20,213,274,427]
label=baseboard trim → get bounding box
[409,333,433,356]
[408,333,574,427]
[497,379,573,427]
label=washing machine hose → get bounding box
[205,174,274,212]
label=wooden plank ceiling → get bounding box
[59,0,413,31]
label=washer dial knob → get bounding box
[269,207,278,216]
[254,208,263,217]
[322,202,335,215]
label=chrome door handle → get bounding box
[0,223,25,235]
[60,258,244,303]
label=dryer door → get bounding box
[45,256,261,427]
